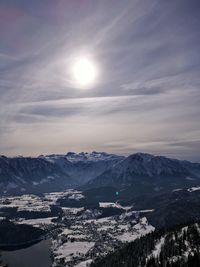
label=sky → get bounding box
[0,0,200,161]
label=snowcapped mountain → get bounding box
[40,151,124,184]
[66,151,122,163]
[86,153,200,194]
[0,152,124,195]
[42,151,123,163]
[1,152,200,196]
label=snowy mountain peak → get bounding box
[65,151,124,163]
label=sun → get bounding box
[72,57,97,87]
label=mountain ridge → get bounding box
[1,152,200,196]
[85,152,200,195]
[0,152,124,195]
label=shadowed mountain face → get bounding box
[0,156,73,195]
[86,153,200,195]
[0,152,124,195]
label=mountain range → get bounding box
[0,152,200,196]
[0,152,123,195]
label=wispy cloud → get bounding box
[0,0,200,160]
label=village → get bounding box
[0,190,155,267]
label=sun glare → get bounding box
[72,57,97,87]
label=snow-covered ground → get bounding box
[0,194,51,212]
[74,259,93,267]
[18,217,57,228]
[53,241,95,261]
[62,207,85,215]
[151,236,165,258]
[0,189,85,214]
[116,217,155,242]
[44,190,85,204]
[99,202,132,210]
[187,186,200,192]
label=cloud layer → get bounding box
[0,0,200,161]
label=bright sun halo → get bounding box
[72,57,97,87]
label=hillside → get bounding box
[91,221,200,267]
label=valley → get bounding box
[0,189,155,267]
[1,185,200,266]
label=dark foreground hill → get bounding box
[91,221,200,267]
[122,188,200,229]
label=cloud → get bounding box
[0,0,200,160]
